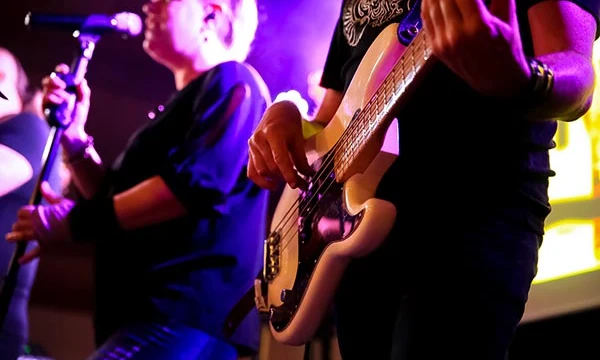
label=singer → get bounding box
[6,1,269,359]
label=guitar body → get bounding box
[263,23,406,346]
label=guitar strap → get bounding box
[222,270,266,338]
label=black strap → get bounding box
[222,285,256,338]
[223,270,265,338]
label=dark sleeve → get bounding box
[320,9,352,92]
[158,63,265,216]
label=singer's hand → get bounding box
[41,64,91,141]
[5,182,75,264]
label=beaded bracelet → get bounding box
[526,57,554,104]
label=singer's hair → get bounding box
[221,0,258,62]
[0,47,32,105]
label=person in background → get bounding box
[0,46,61,360]
[22,88,44,119]
[6,0,270,359]
[246,0,599,358]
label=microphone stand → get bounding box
[0,32,100,330]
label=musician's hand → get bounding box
[247,100,314,190]
[41,63,91,140]
[5,182,75,264]
[421,0,530,96]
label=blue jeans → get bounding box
[87,321,238,360]
[0,332,25,360]
[0,290,31,360]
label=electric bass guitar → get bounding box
[255,16,437,346]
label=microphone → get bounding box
[24,11,143,37]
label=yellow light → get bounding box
[533,41,600,284]
[535,220,600,283]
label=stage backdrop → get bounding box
[521,42,600,323]
[0,0,599,326]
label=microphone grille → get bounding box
[113,12,143,37]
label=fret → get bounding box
[334,30,433,179]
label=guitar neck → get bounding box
[333,30,435,180]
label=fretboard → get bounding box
[334,29,434,179]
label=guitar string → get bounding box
[271,32,429,262]
[269,32,430,264]
[267,31,429,242]
[273,34,430,263]
[329,32,428,165]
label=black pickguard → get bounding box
[269,154,363,332]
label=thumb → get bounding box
[489,0,517,26]
[40,181,62,204]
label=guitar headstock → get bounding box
[397,0,423,46]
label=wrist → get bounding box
[62,132,94,164]
[63,125,87,143]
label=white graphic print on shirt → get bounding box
[342,0,407,47]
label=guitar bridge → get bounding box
[263,231,281,281]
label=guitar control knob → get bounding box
[280,289,293,302]
[270,307,288,326]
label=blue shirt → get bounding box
[0,112,62,347]
[93,61,270,353]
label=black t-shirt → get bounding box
[93,61,270,353]
[0,112,62,338]
[321,0,600,236]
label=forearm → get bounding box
[527,51,595,121]
[113,176,187,231]
[525,0,597,122]
[69,175,187,243]
[61,131,106,199]
[309,89,343,126]
[301,88,343,138]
